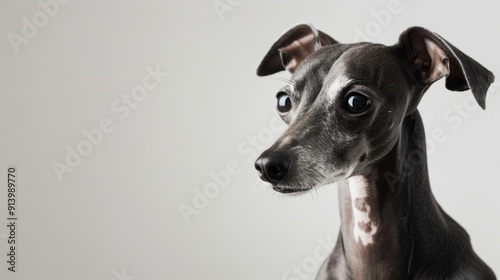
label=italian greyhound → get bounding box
[254,24,496,279]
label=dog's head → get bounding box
[254,23,494,194]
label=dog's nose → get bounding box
[254,152,291,184]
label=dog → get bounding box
[254,23,496,279]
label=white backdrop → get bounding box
[1,0,499,279]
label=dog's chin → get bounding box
[272,185,312,194]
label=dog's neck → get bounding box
[336,110,454,279]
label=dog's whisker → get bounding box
[268,73,295,88]
[253,178,265,188]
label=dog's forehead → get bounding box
[293,43,405,95]
[292,44,353,89]
[331,44,403,81]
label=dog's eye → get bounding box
[277,92,292,113]
[345,92,372,114]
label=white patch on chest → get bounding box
[349,175,378,246]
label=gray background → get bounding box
[1,0,499,279]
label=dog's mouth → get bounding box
[272,185,311,194]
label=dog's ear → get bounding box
[397,27,494,109]
[256,23,338,76]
